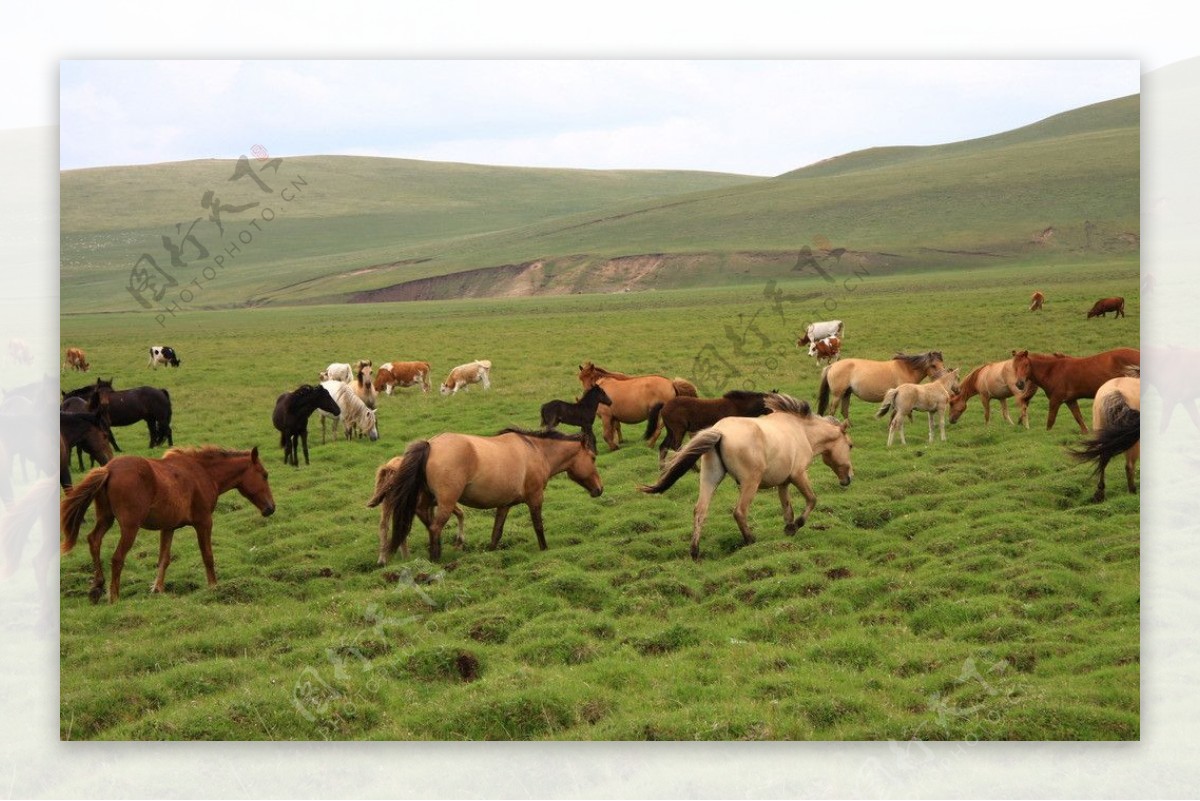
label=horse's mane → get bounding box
[893,351,944,370]
[581,363,634,380]
[164,445,249,460]
[722,390,766,400]
[1124,365,1141,378]
[764,393,811,416]
[496,426,587,443]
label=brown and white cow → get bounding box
[65,347,90,372]
[1087,297,1126,319]
[810,336,842,366]
[373,361,432,395]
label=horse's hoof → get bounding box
[784,523,798,536]
[88,586,103,605]
[690,548,701,561]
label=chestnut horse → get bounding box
[368,428,603,563]
[948,353,1036,427]
[875,369,961,446]
[640,393,853,560]
[59,446,276,604]
[643,389,772,466]
[1072,373,1139,501]
[817,351,946,419]
[1029,291,1045,312]
[577,362,698,451]
[1014,348,1140,432]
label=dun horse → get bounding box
[643,390,772,466]
[59,446,276,603]
[273,384,342,466]
[640,394,853,560]
[1014,348,1140,432]
[948,353,1035,427]
[875,369,961,446]
[577,361,698,451]
[817,351,946,419]
[368,428,603,563]
[539,385,612,452]
[1072,372,1139,502]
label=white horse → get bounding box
[319,379,379,442]
[875,369,961,446]
[440,360,492,395]
[320,362,352,383]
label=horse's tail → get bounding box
[672,378,698,398]
[643,402,665,443]
[875,388,898,420]
[817,366,832,415]
[1071,395,1140,474]
[60,466,110,554]
[366,441,430,559]
[639,428,722,494]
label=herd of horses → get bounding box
[58,292,1140,602]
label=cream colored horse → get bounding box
[947,353,1035,427]
[875,369,961,446]
[640,393,853,560]
[818,351,946,419]
[1074,372,1139,502]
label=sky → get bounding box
[59,60,1140,175]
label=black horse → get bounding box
[59,411,114,488]
[273,384,342,466]
[86,378,174,448]
[539,384,611,452]
[644,390,773,465]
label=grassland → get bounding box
[59,260,1139,741]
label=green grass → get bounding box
[59,259,1139,740]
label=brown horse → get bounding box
[59,411,114,488]
[640,394,853,560]
[60,446,276,604]
[948,353,1036,427]
[1087,297,1126,319]
[368,428,604,563]
[1014,348,1140,432]
[1072,373,1139,502]
[577,362,698,450]
[643,389,772,466]
[817,351,946,419]
[1029,291,1045,312]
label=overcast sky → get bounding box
[59,60,1139,176]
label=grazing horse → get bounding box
[643,389,772,466]
[440,360,492,395]
[374,361,432,395]
[1087,297,1126,319]
[577,361,699,451]
[59,411,114,489]
[87,379,173,448]
[948,352,1035,427]
[640,393,853,560]
[1029,291,1045,312]
[368,428,603,563]
[64,347,90,372]
[539,384,612,451]
[353,363,378,410]
[817,351,946,419]
[320,362,353,383]
[272,384,342,466]
[875,369,962,446]
[318,379,379,442]
[1072,372,1139,502]
[1014,348,1140,432]
[59,446,276,604]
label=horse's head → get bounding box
[817,418,854,487]
[237,447,276,517]
[943,367,962,396]
[586,385,612,406]
[363,410,380,441]
[948,384,969,424]
[577,362,598,389]
[925,351,947,378]
[1010,350,1031,391]
[316,386,342,417]
[566,439,604,498]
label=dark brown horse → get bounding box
[273,384,342,466]
[539,384,612,452]
[86,379,174,448]
[1087,297,1126,319]
[60,446,276,603]
[577,362,698,451]
[1013,348,1140,432]
[643,389,772,465]
[59,411,114,488]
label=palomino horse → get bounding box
[643,389,771,466]
[368,428,604,563]
[948,352,1035,427]
[577,361,699,451]
[1029,291,1045,312]
[640,393,853,560]
[817,351,946,419]
[272,384,342,466]
[1014,348,1140,432]
[875,369,961,446]
[59,446,276,604]
[1073,371,1139,502]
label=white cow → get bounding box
[319,362,352,383]
[440,360,492,395]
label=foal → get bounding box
[539,385,612,451]
[875,369,961,446]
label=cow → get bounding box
[373,361,433,395]
[319,362,353,383]
[440,360,492,395]
[1087,297,1126,319]
[65,347,90,372]
[148,345,181,368]
[810,336,841,366]
[1029,291,1045,312]
[797,320,844,357]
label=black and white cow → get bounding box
[148,345,181,368]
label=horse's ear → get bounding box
[840,419,851,433]
[251,446,260,462]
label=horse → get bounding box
[320,362,352,383]
[440,360,492,395]
[577,361,699,451]
[64,347,90,372]
[1013,348,1140,432]
[59,446,276,604]
[1029,291,1045,312]
[1072,372,1139,502]
[817,351,946,419]
[353,363,378,410]
[1087,297,1126,319]
[367,428,603,563]
[639,393,853,560]
[272,384,342,466]
[61,394,121,468]
[539,384,612,452]
[374,361,432,395]
[643,389,772,466]
[875,369,962,446]
[318,379,379,443]
[87,379,173,448]
[947,353,1035,427]
[59,411,114,488]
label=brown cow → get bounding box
[1087,297,1125,319]
[65,347,90,372]
[1029,291,1045,312]
[374,361,432,395]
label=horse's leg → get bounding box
[487,505,512,551]
[998,397,1014,426]
[731,476,761,548]
[938,407,947,441]
[194,518,218,588]
[451,506,466,549]
[1045,398,1063,430]
[690,453,725,560]
[85,508,115,604]
[1065,400,1089,434]
[839,390,851,419]
[1125,452,1138,495]
[981,395,992,424]
[598,407,618,451]
[612,419,623,446]
[886,413,899,447]
[792,469,818,528]
[778,485,798,535]
[151,528,175,593]
[1092,458,1109,503]
[300,430,310,466]
[529,500,549,551]
[108,518,142,603]
[928,410,936,442]
[426,502,457,561]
